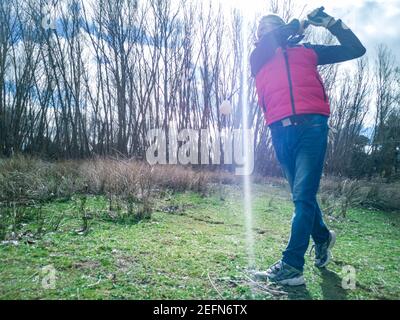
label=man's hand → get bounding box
[307,7,336,29]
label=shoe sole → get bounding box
[317,231,336,268]
[271,275,305,286]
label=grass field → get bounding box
[1,182,399,300]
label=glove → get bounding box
[307,7,336,28]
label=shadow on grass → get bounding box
[286,285,313,300]
[319,268,348,300]
[285,269,348,300]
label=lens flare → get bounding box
[240,12,255,271]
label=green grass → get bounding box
[0,183,399,300]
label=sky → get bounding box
[218,0,400,63]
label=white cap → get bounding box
[257,15,285,39]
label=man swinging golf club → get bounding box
[251,7,366,286]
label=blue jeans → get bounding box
[270,114,330,271]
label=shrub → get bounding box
[0,156,239,230]
[320,177,400,214]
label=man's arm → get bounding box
[250,20,300,77]
[306,19,367,65]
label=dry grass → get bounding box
[0,156,85,204]
[320,177,400,214]
[0,156,240,240]
[1,156,398,221]
[0,156,239,205]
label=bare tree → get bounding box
[0,0,398,181]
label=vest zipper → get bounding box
[283,48,296,115]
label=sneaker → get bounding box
[313,230,336,268]
[254,261,305,286]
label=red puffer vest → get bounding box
[255,46,330,126]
